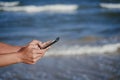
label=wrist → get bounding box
[15,52,23,63]
[15,46,23,52]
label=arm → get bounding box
[0,52,20,67]
[0,40,51,67]
[0,42,21,54]
[0,42,22,67]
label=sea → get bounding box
[0,0,120,80]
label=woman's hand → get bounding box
[17,40,51,64]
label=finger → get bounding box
[29,54,44,64]
[41,51,46,57]
[32,48,49,58]
[22,58,35,64]
[29,47,50,60]
[32,49,43,54]
[43,46,51,52]
[34,53,44,59]
[31,40,42,44]
[31,49,48,62]
[34,47,50,54]
[34,53,45,62]
[25,60,36,64]
[23,55,40,64]
[41,41,52,48]
[33,52,44,59]
[30,40,42,47]
[33,46,49,52]
[28,44,39,49]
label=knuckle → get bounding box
[39,41,42,44]
[30,40,38,44]
[32,40,38,42]
[31,59,36,64]
[28,45,33,49]
[32,40,39,43]
[34,45,38,48]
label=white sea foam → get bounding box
[47,43,120,56]
[100,3,120,9]
[0,4,78,13]
[0,1,19,7]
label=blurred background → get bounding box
[0,0,120,80]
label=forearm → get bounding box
[0,42,22,54]
[0,52,21,67]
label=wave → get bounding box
[47,43,120,56]
[0,4,78,13]
[0,1,19,7]
[100,3,120,9]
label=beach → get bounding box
[0,0,120,80]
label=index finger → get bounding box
[30,40,42,44]
[41,41,53,49]
[29,40,42,48]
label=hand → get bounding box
[17,40,51,64]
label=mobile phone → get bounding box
[42,37,60,49]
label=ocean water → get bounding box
[0,0,120,80]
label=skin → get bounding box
[0,40,51,67]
